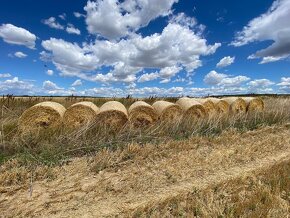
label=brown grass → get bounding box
[0,125,289,217]
[0,96,289,217]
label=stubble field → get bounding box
[0,95,289,217]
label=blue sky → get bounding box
[0,0,289,96]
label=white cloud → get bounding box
[41,22,220,84]
[248,79,274,87]
[59,13,66,20]
[0,24,36,49]
[247,79,274,92]
[126,86,184,96]
[84,0,179,39]
[138,72,159,82]
[14,51,27,58]
[80,87,124,96]
[221,76,250,87]
[277,77,290,92]
[232,0,290,63]
[66,24,81,35]
[0,77,35,95]
[259,56,287,64]
[42,80,76,95]
[216,56,235,68]
[74,12,85,18]
[43,17,64,30]
[203,70,227,85]
[204,70,250,87]
[138,66,182,83]
[41,38,99,77]
[43,80,62,90]
[0,73,11,78]
[46,69,54,76]
[169,13,196,28]
[71,79,82,86]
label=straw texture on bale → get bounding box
[152,100,182,121]
[243,97,264,112]
[193,98,218,115]
[222,97,247,113]
[129,101,158,127]
[96,101,128,130]
[207,97,230,114]
[176,98,208,120]
[63,102,99,128]
[19,101,66,133]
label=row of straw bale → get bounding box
[18,97,264,134]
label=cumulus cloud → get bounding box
[0,24,36,49]
[204,70,250,87]
[232,0,290,63]
[216,56,235,68]
[277,77,290,92]
[41,38,99,77]
[71,79,82,86]
[84,0,178,39]
[43,80,62,90]
[247,79,274,92]
[66,24,81,35]
[138,72,159,82]
[42,80,76,95]
[14,51,27,58]
[203,70,227,85]
[43,17,64,30]
[138,66,182,83]
[0,77,35,95]
[41,22,220,84]
[169,13,197,28]
[0,73,11,78]
[46,69,54,76]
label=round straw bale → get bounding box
[129,101,158,127]
[19,101,66,133]
[63,101,99,129]
[207,97,230,114]
[222,97,247,113]
[152,100,182,121]
[176,98,208,120]
[243,97,264,112]
[96,101,128,130]
[193,98,218,115]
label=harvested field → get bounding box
[0,96,289,217]
[0,125,289,217]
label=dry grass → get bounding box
[0,124,289,217]
[0,96,289,217]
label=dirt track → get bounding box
[0,126,289,217]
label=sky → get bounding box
[0,0,289,97]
